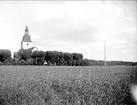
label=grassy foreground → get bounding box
[0,66,137,105]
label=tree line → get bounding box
[0,49,137,66]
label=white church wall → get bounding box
[22,42,33,49]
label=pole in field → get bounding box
[104,40,106,66]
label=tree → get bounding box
[27,58,33,65]
[54,51,61,65]
[0,61,3,65]
[45,51,56,65]
[64,53,73,66]
[81,59,90,66]
[72,53,83,60]
[12,52,20,65]
[72,59,77,66]
[18,49,32,61]
[19,59,28,65]
[32,51,45,65]
[32,51,39,58]
[72,53,83,66]
[0,49,12,65]
[39,51,45,58]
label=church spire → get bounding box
[21,26,34,49]
[25,26,29,32]
[21,26,32,43]
[25,26,29,35]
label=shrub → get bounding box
[19,59,28,65]
[0,50,12,65]
[0,61,3,65]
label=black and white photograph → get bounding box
[0,0,137,105]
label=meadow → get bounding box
[0,66,137,105]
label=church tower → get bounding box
[21,26,33,49]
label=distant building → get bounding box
[21,26,38,52]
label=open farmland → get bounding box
[0,66,137,105]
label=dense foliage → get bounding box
[0,50,12,65]
[0,49,137,66]
[12,49,84,66]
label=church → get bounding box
[21,26,38,52]
[13,26,38,58]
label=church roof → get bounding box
[27,47,39,52]
[21,26,32,42]
[22,34,32,42]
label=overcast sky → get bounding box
[0,1,136,61]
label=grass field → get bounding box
[0,66,137,105]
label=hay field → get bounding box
[0,66,137,105]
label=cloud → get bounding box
[0,1,136,61]
[27,1,123,43]
[29,32,40,40]
[42,19,98,43]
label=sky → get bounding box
[0,0,136,61]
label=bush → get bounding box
[19,59,28,65]
[0,50,12,65]
[3,59,12,65]
[0,61,3,65]
[27,58,33,65]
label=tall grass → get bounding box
[0,66,136,105]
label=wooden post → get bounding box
[104,40,107,66]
